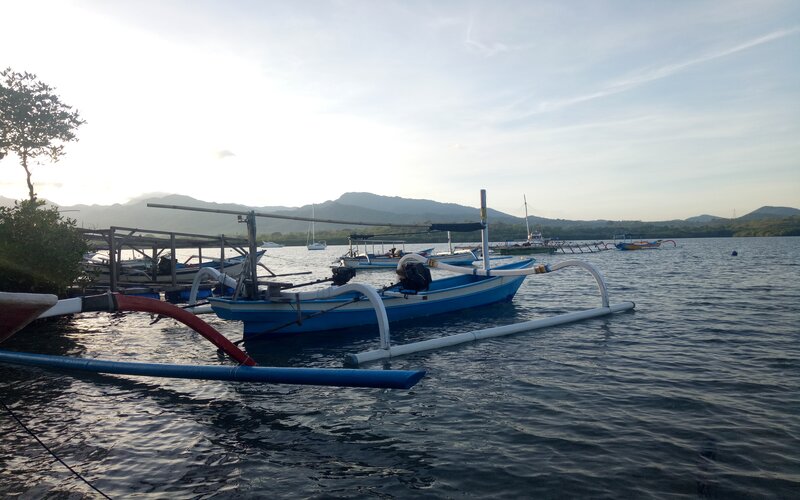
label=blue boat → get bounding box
[210,258,534,337]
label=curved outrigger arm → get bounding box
[397,254,610,307]
[274,282,390,341]
[342,254,633,366]
[38,292,256,366]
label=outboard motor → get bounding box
[332,266,357,286]
[398,262,432,292]
[158,256,176,275]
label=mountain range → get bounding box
[1,193,798,237]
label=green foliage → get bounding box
[0,199,88,295]
[256,216,800,245]
[0,68,85,201]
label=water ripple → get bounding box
[1,237,799,497]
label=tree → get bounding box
[0,199,88,296]
[0,68,85,201]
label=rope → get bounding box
[0,398,112,499]
[232,296,362,345]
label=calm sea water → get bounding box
[1,237,798,498]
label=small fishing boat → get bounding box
[337,239,432,269]
[493,231,557,255]
[492,196,557,255]
[84,251,266,284]
[210,258,534,337]
[307,205,327,250]
[613,235,676,251]
[336,236,478,269]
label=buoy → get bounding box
[731,250,738,256]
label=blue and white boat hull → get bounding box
[210,259,533,337]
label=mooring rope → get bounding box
[231,296,362,345]
[0,398,112,499]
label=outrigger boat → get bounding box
[1,189,637,392]
[160,190,635,365]
[613,235,676,251]
[212,258,533,337]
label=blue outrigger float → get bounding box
[0,291,424,389]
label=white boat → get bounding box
[306,205,327,250]
[338,236,479,269]
[260,241,284,248]
[338,238,432,269]
[83,251,265,284]
[492,195,557,255]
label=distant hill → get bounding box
[738,206,800,221]
[336,192,517,223]
[2,192,797,238]
[51,192,520,236]
[685,214,725,223]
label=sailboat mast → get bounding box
[524,194,532,241]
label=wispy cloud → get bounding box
[464,12,509,57]
[463,10,535,57]
[213,150,235,159]
[535,27,800,113]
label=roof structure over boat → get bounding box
[79,227,249,251]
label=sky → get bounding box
[1,0,798,221]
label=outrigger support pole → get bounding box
[344,255,635,365]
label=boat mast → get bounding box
[480,189,490,270]
[524,194,532,242]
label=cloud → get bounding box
[214,150,235,159]
[535,27,800,114]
